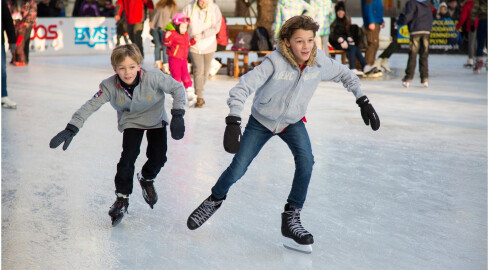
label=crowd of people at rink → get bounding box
[2,0,487,108]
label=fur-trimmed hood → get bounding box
[277,39,318,68]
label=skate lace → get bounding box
[144,182,156,198]
[286,209,310,238]
[113,199,128,213]
[191,200,220,225]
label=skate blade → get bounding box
[283,237,313,254]
[111,214,124,227]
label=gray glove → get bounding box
[8,43,16,53]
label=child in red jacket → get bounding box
[164,13,197,107]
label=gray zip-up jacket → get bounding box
[227,40,365,133]
[69,68,186,132]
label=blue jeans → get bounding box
[211,115,315,209]
[150,28,168,64]
[476,19,487,57]
[347,45,367,70]
[2,43,7,97]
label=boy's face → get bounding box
[179,22,188,34]
[114,56,141,85]
[284,29,315,66]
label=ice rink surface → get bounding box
[2,52,487,269]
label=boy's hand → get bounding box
[223,116,242,154]
[356,96,380,131]
[49,124,79,150]
[170,109,185,140]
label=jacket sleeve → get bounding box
[227,58,274,117]
[201,6,222,38]
[116,0,123,17]
[158,73,185,110]
[397,0,415,25]
[144,0,154,10]
[456,3,469,29]
[2,0,16,44]
[273,0,283,38]
[68,84,111,130]
[320,55,364,99]
[362,0,374,25]
[163,31,173,47]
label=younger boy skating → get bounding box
[49,44,186,226]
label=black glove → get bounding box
[170,109,185,140]
[223,116,242,154]
[356,96,380,131]
[49,124,79,150]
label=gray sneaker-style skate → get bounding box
[187,195,226,230]
[281,203,314,254]
[137,172,158,209]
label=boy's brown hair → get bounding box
[278,15,319,42]
[111,44,143,68]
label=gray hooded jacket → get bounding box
[69,68,186,132]
[227,41,365,133]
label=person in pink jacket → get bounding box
[164,13,197,106]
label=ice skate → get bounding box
[380,58,391,73]
[463,58,474,68]
[402,78,410,88]
[473,58,484,74]
[281,204,314,254]
[1,97,17,109]
[137,172,158,209]
[162,63,170,75]
[187,195,226,230]
[195,97,205,108]
[351,69,364,77]
[421,79,429,88]
[186,87,197,107]
[154,60,162,70]
[108,194,129,226]
[364,65,382,78]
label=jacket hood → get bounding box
[277,39,318,68]
[164,22,175,31]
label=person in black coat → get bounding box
[329,1,369,76]
[2,0,18,108]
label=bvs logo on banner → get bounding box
[74,27,108,47]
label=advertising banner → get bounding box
[397,18,463,52]
[24,17,152,56]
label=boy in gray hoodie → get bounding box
[49,44,186,226]
[186,16,380,253]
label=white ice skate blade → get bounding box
[283,237,312,254]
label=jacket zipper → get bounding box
[273,67,303,134]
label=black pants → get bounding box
[127,22,144,57]
[114,127,167,195]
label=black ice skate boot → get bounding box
[108,194,129,226]
[137,172,158,209]
[281,203,314,254]
[187,194,226,230]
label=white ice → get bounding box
[2,52,487,269]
